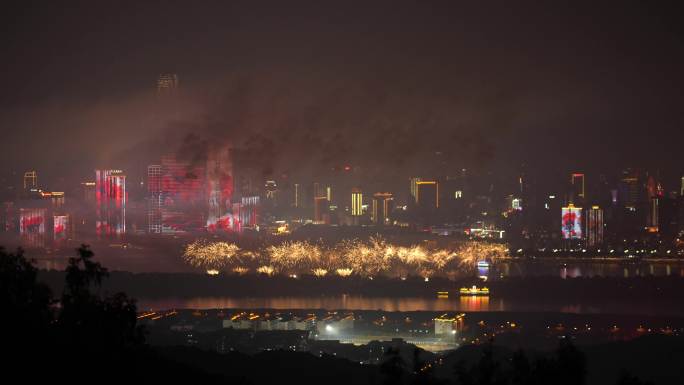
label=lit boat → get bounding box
[436,291,449,299]
[459,285,490,296]
[476,261,490,268]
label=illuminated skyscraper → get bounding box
[351,188,363,216]
[293,183,301,208]
[371,192,394,225]
[681,176,684,196]
[81,181,96,205]
[53,214,69,246]
[416,181,439,209]
[23,171,37,190]
[95,169,126,236]
[157,73,179,94]
[206,145,234,232]
[240,196,259,229]
[646,175,659,232]
[647,198,659,232]
[410,177,422,203]
[265,180,277,200]
[157,155,206,234]
[19,207,47,248]
[561,203,583,240]
[570,173,585,204]
[619,170,641,209]
[147,165,163,233]
[314,196,328,224]
[585,205,604,247]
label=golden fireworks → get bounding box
[182,237,508,277]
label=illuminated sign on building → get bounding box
[96,169,126,236]
[53,215,68,244]
[561,204,583,239]
[20,208,46,248]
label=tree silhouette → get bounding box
[616,371,654,385]
[58,244,144,351]
[381,347,406,385]
[453,339,587,385]
[0,247,53,350]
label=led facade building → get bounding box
[96,170,126,236]
[206,145,234,232]
[561,204,583,240]
[416,181,439,209]
[146,144,235,234]
[157,73,179,94]
[371,192,394,225]
[23,171,37,190]
[265,180,277,200]
[570,173,585,205]
[53,214,69,245]
[293,183,301,208]
[19,207,47,248]
[620,170,641,209]
[314,196,328,224]
[159,156,205,234]
[147,165,163,233]
[585,206,604,247]
[647,198,659,233]
[240,196,259,229]
[351,188,363,216]
[410,177,422,203]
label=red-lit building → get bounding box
[96,169,126,236]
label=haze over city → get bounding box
[2,2,684,385]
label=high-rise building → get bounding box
[293,183,301,208]
[351,188,363,216]
[561,204,583,240]
[619,170,641,209]
[265,180,277,200]
[240,196,259,229]
[680,176,684,196]
[23,171,37,190]
[95,169,126,236]
[19,207,47,248]
[585,205,604,247]
[53,214,69,246]
[410,177,422,203]
[157,73,179,94]
[81,181,96,205]
[157,156,206,234]
[206,145,234,232]
[647,198,659,233]
[314,196,328,224]
[371,192,394,225]
[570,173,585,204]
[416,181,439,209]
[147,165,163,233]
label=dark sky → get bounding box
[1,1,684,193]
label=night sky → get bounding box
[2,1,683,193]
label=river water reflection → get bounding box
[138,294,684,317]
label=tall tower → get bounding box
[410,177,422,203]
[23,171,37,190]
[206,144,233,232]
[585,205,604,248]
[570,173,585,205]
[372,192,394,225]
[416,181,439,209]
[95,169,126,236]
[147,165,162,234]
[351,188,363,216]
[157,73,179,94]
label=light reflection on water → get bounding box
[137,295,683,316]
